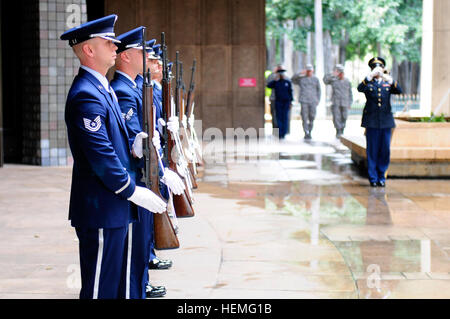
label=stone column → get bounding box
[0,3,3,167]
[420,0,450,117]
[431,0,450,116]
[314,0,326,118]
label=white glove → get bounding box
[128,186,166,213]
[182,116,187,128]
[161,168,185,195]
[167,116,179,134]
[188,114,195,128]
[157,118,166,128]
[382,73,393,84]
[177,159,188,178]
[152,131,161,150]
[367,66,382,81]
[132,132,148,159]
[374,66,384,76]
[366,72,374,82]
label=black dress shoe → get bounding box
[377,181,386,187]
[145,284,166,298]
[370,182,378,187]
[149,257,173,270]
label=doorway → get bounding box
[1,1,25,164]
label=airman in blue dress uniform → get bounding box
[357,57,402,187]
[61,15,166,299]
[110,28,184,298]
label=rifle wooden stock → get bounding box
[145,85,179,249]
[142,34,179,249]
[162,45,195,218]
[188,163,198,188]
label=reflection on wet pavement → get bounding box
[198,136,450,298]
[1,120,448,299]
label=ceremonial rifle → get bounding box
[161,33,195,218]
[141,29,179,249]
[185,59,203,166]
[177,60,198,189]
[174,53,196,197]
[184,59,201,174]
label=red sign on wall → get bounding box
[239,77,257,87]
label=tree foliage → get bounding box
[266,0,422,63]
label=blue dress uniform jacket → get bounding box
[111,72,143,150]
[111,71,154,299]
[267,78,293,138]
[151,81,163,131]
[357,78,402,128]
[65,68,136,229]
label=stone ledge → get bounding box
[341,136,450,162]
[340,120,450,176]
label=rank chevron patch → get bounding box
[83,116,102,132]
[122,108,133,121]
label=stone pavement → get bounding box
[0,119,449,299]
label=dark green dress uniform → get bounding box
[357,76,402,185]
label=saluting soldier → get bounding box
[292,64,321,140]
[61,15,166,299]
[357,57,402,187]
[267,68,294,140]
[266,64,283,130]
[110,27,184,298]
[323,64,353,138]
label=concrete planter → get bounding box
[340,119,450,177]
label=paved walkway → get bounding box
[0,119,449,298]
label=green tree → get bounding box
[266,0,422,92]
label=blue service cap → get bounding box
[145,39,156,52]
[60,14,120,47]
[368,57,386,69]
[152,44,161,57]
[145,39,160,59]
[116,26,146,54]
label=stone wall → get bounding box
[38,0,87,165]
[105,0,266,134]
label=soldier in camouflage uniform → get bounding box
[291,64,321,140]
[323,64,353,138]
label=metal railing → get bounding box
[327,94,421,116]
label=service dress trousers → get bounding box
[365,127,392,184]
[275,100,291,139]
